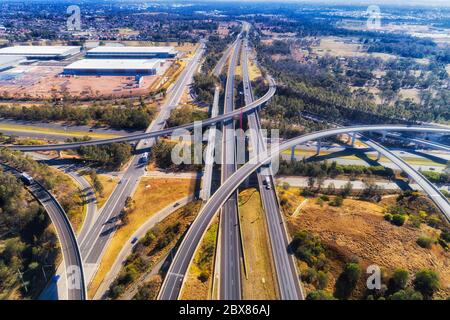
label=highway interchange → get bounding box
[2,24,450,301]
[242,36,303,300]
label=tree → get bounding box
[341,181,353,197]
[388,269,409,293]
[391,214,406,226]
[90,171,104,197]
[317,271,329,290]
[307,176,315,190]
[413,269,440,299]
[330,195,344,207]
[334,262,361,299]
[416,236,434,249]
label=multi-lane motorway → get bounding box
[242,38,303,300]
[4,24,450,301]
[219,36,242,300]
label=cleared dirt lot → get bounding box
[286,196,450,299]
[313,36,397,61]
[0,65,160,99]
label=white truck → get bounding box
[263,176,271,190]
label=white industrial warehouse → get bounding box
[0,46,81,60]
[63,59,163,76]
[0,55,25,72]
[86,46,177,59]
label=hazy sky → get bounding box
[173,0,450,7]
[225,0,450,5]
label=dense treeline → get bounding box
[151,140,203,172]
[191,74,217,106]
[0,169,58,299]
[0,102,156,130]
[278,159,395,179]
[0,150,80,299]
[252,13,450,126]
[0,149,83,218]
[67,137,132,170]
[191,33,234,105]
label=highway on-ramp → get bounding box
[0,163,86,300]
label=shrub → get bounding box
[388,269,409,293]
[390,288,423,300]
[317,271,329,290]
[441,230,450,243]
[416,236,434,249]
[301,268,317,284]
[198,271,210,283]
[306,290,336,300]
[391,214,406,226]
[291,230,327,269]
[413,269,440,299]
[330,196,344,207]
[384,213,393,222]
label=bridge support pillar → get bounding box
[291,146,296,162]
[316,139,321,155]
[381,131,387,141]
[57,150,62,158]
[351,133,356,148]
[376,151,381,161]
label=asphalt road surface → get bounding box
[0,163,86,300]
[219,36,242,300]
[78,44,205,284]
[242,37,303,300]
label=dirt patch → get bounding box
[286,198,450,298]
[0,65,160,99]
[88,177,196,298]
[239,188,278,299]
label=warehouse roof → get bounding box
[64,59,161,70]
[0,46,81,57]
[0,55,25,70]
[87,46,177,55]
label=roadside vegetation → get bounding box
[151,139,203,172]
[180,220,218,300]
[279,158,395,180]
[89,177,197,298]
[67,137,132,170]
[0,167,58,299]
[0,149,85,231]
[0,101,156,130]
[108,201,202,299]
[166,105,208,127]
[238,188,278,299]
